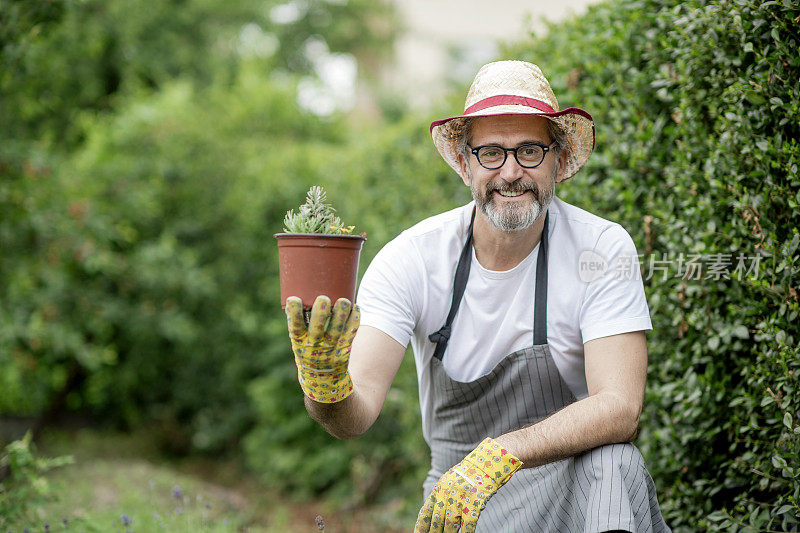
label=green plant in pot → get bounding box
[275,186,366,311]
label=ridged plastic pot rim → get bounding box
[273,233,366,240]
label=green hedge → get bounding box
[505,0,799,529]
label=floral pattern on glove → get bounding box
[286,295,359,403]
[414,438,522,532]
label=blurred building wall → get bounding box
[386,0,600,109]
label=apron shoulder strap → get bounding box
[533,211,549,345]
[428,209,550,361]
[428,208,475,360]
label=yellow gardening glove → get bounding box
[414,438,522,533]
[285,295,359,403]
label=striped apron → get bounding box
[424,210,670,532]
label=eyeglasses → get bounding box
[469,141,555,170]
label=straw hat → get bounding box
[431,60,595,182]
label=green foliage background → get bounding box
[1,0,798,530]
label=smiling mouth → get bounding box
[494,189,529,198]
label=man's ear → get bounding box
[457,152,471,187]
[556,148,569,182]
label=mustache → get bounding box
[486,180,539,196]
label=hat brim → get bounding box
[431,104,595,183]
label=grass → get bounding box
[27,459,257,531]
[4,427,407,532]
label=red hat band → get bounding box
[464,95,557,115]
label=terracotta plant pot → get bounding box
[275,233,366,310]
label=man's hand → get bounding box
[414,438,522,532]
[286,295,359,403]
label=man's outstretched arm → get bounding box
[493,330,647,467]
[303,324,406,439]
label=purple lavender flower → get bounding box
[171,484,184,500]
[43,523,50,532]
[315,515,325,531]
[120,514,131,527]
[62,517,69,527]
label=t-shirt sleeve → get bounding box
[356,233,424,348]
[579,224,653,343]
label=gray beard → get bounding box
[470,176,555,232]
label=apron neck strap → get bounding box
[533,211,549,345]
[428,208,550,361]
[428,207,476,361]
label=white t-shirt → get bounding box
[357,196,652,441]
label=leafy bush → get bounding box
[0,431,73,528]
[505,0,799,529]
[0,0,395,147]
[1,0,399,455]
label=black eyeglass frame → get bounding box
[469,141,556,170]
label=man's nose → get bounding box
[498,150,525,181]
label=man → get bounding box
[285,61,670,532]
